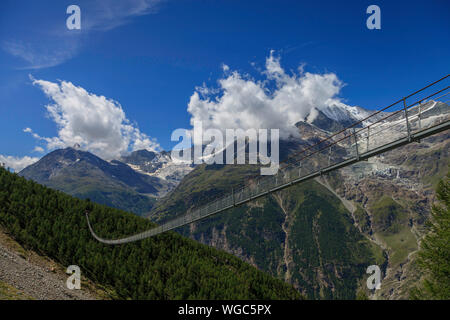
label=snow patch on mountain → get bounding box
[308,102,380,126]
[121,150,194,186]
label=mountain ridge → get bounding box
[19,147,165,214]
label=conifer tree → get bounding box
[412,171,449,299]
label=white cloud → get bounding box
[0,155,40,172]
[33,146,45,153]
[2,39,80,70]
[27,77,160,160]
[222,64,230,72]
[84,0,162,31]
[187,51,348,139]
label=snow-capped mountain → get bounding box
[304,103,388,133]
[320,103,376,123]
[120,149,194,187]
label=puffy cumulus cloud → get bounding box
[27,77,160,160]
[0,155,40,172]
[131,129,160,152]
[187,51,347,139]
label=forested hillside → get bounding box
[0,167,301,300]
[150,164,385,299]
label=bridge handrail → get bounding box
[86,75,450,244]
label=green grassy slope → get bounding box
[0,280,33,300]
[369,196,417,266]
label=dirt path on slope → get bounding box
[273,193,293,283]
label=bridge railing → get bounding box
[87,75,449,243]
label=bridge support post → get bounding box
[352,128,360,161]
[417,102,422,143]
[403,98,412,142]
[418,102,422,130]
[232,188,235,206]
[328,146,332,166]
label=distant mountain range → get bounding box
[19,147,193,215]
[19,101,447,214]
[19,102,378,214]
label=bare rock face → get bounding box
[0,228,102,300]
[331,130,448,299]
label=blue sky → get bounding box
[0,0,449,170]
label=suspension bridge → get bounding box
[87,74,450,244]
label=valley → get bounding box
[0,167,301,300]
